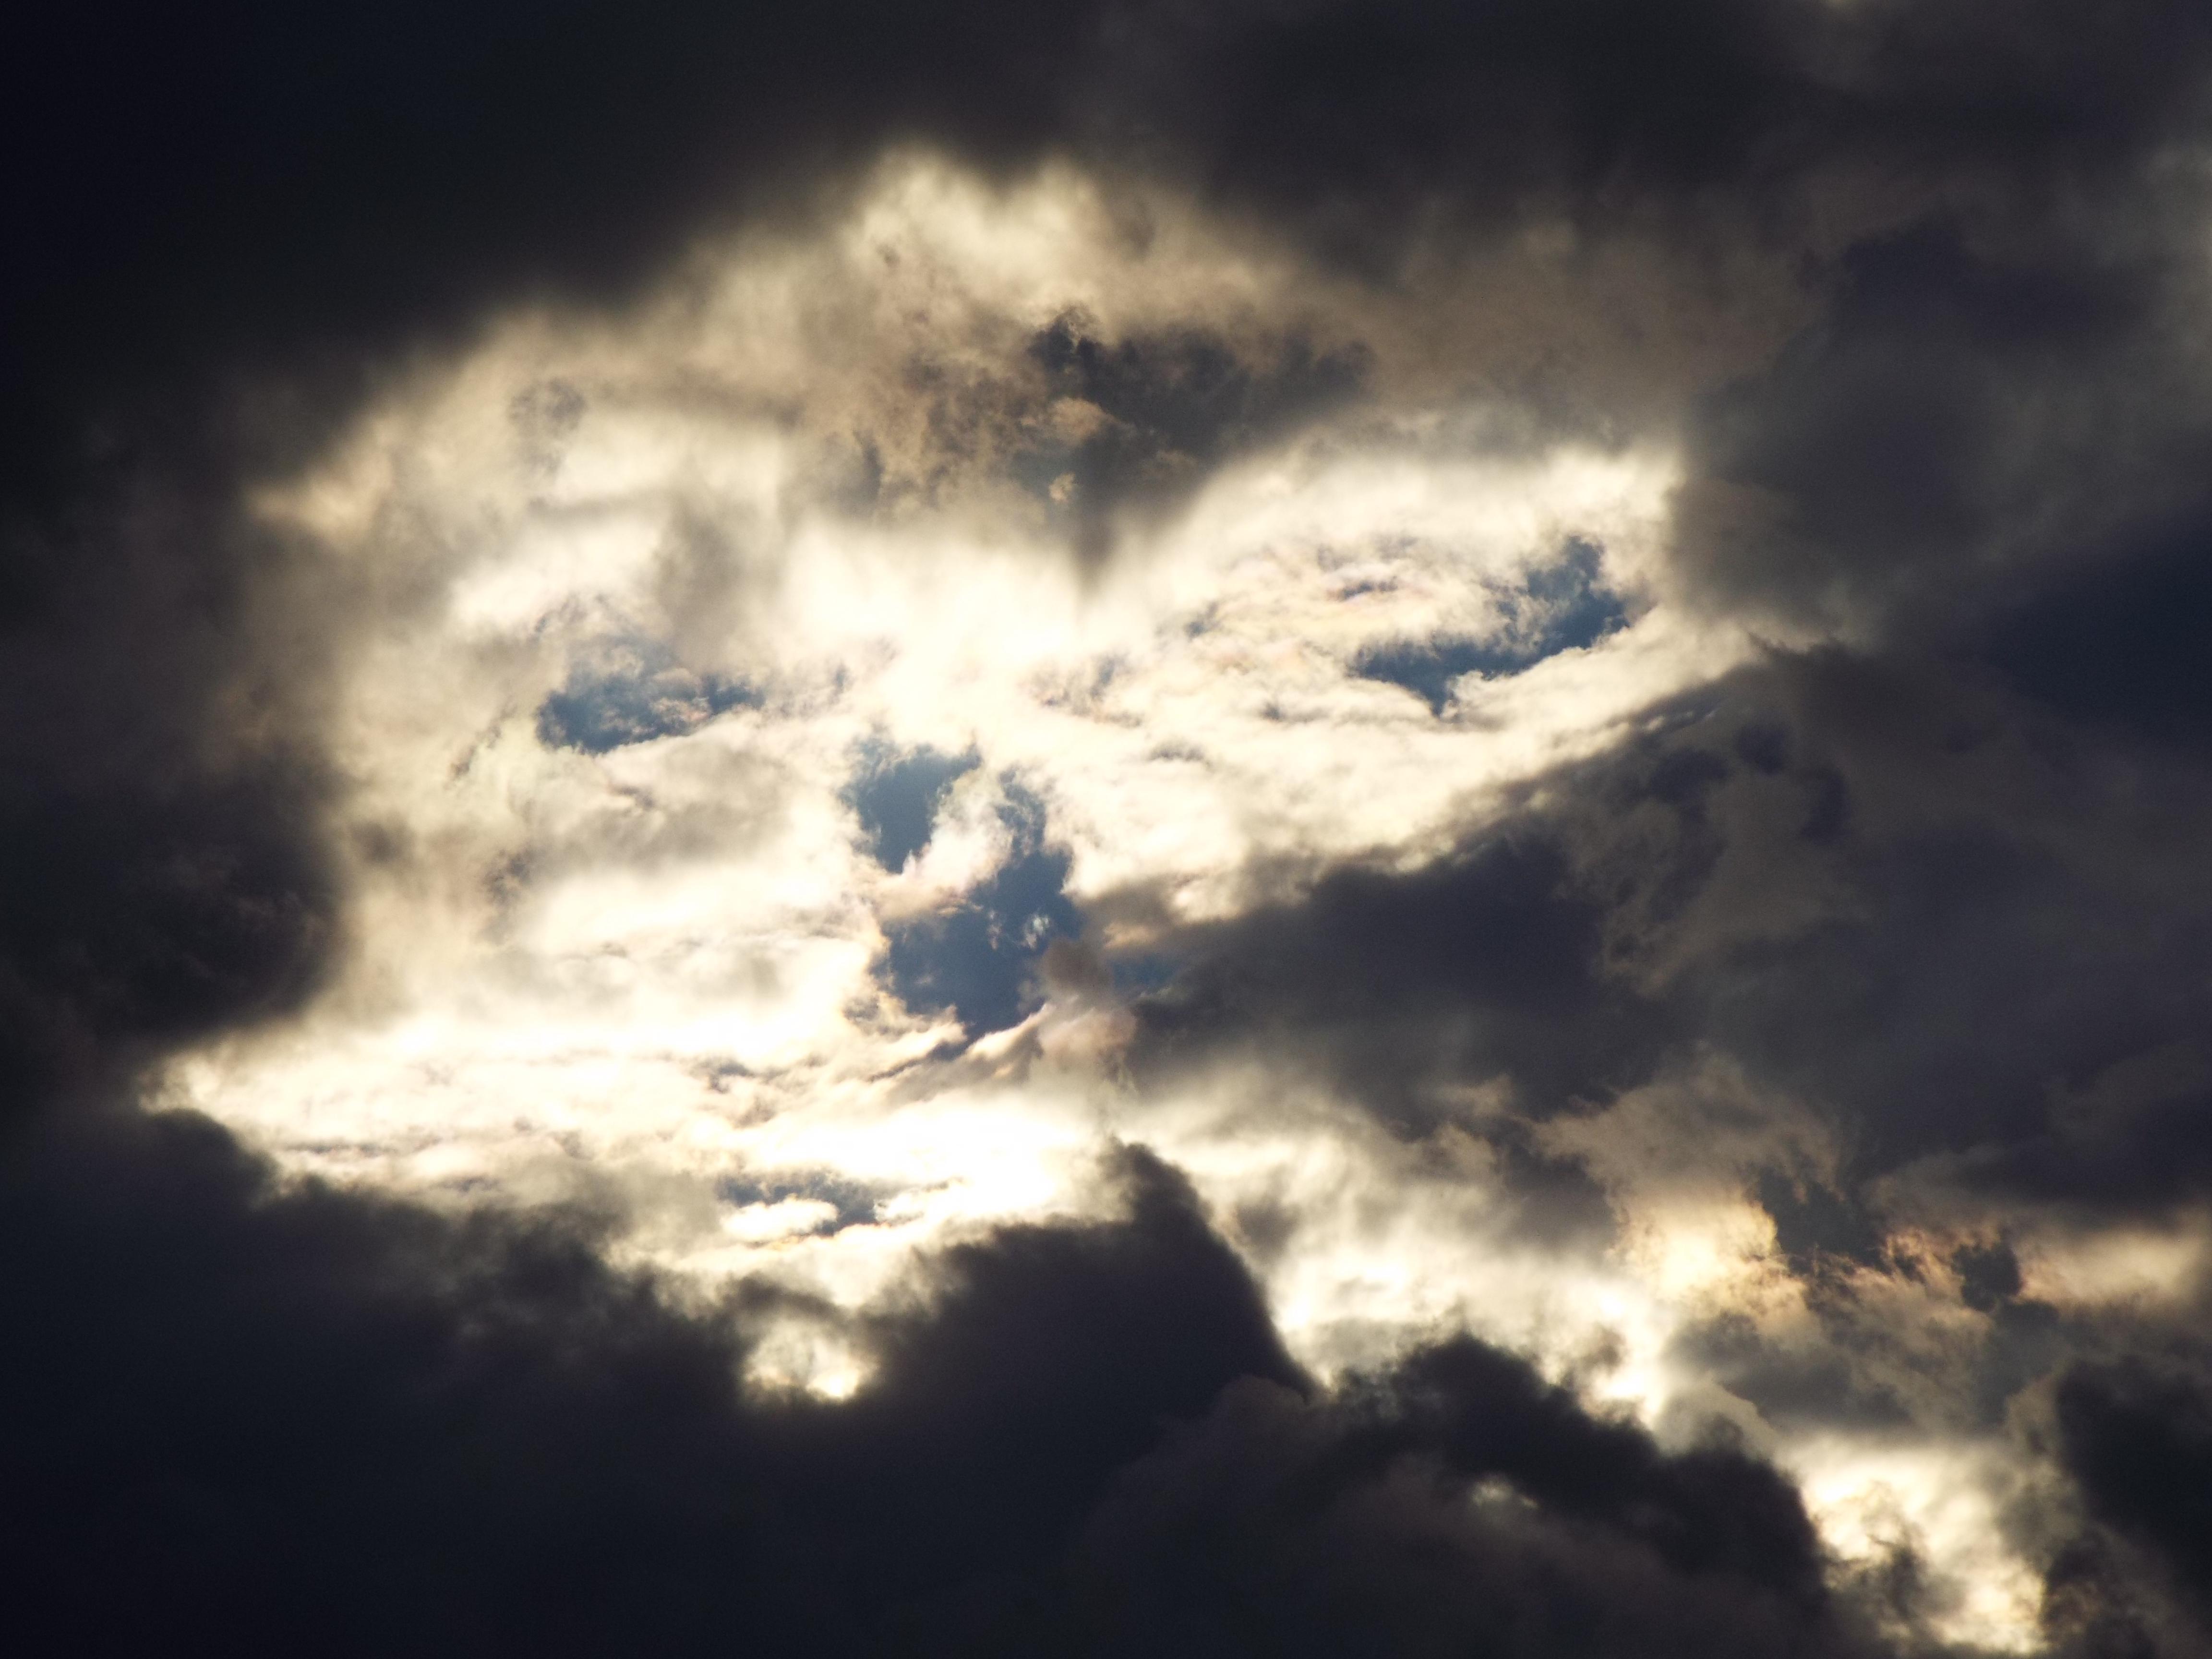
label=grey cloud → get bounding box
[1133,647,2212,1202]
[1118,645,2212,1551]
[14,1,2212,1648]
[846,316,1374,565]
[0,1116,1899,1657]
[1021,316,1371,563]
[1673,216,2212,637]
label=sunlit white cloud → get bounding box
[192,156,1715,1226]
[155,151,2178,1651]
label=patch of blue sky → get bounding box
[1106,953,1178,999]
[536,637,759,753]
[1352,538,1631,715]
[843,741,981,872]
[878,783,1083,1037]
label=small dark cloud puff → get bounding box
[1019,316,1370,562]
[1130,832,1667,1134]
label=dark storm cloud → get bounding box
[1986,515,2212,754]
[2037,1280,2212,1654]
[1068,1337,1878,1659]
[1115,0,2212,305]
[1133,648,2212,1203]
[1673,216,2212,635]
[2051,1347,2212,1652]
[0,479,338,1118]
[0,767,332,1106]
[1130,832,1667,1131]
[1635,655,2212,1205]
[1124,639,2212,1638]
[0,1118,1283,1654]
[0,1119,1890,1657]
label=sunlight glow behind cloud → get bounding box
[158,154,2135,1650]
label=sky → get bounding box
[9,3,2212,1654]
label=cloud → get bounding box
[0,1115,1900,1657]
[1022,314,1372,562]
[1069,1344,1874,1659]
[2053,1352,2212,1649]
[11,2,2212,1650]
[1673,216,2212,639]
[1129,831,1664,1132]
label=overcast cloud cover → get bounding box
[11,2,2212,1653]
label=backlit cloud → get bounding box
[13,6,2212,1654]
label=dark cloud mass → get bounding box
[1136,648,2212,1188]
[12,0,2212,1651]
[0,1125,1877,1658]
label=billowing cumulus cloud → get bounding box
[11,2,2212,1654]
